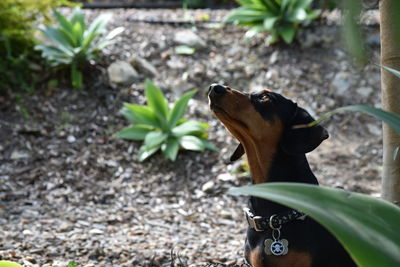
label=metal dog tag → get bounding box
[264,238,289,256]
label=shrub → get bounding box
[115,80,216,161]
[0,0,73,53]
[224,0,319,44]
[0,35,38,92]
[35,7,124,89]
[0,0,73,92]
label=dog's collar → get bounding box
[244,207,306,232]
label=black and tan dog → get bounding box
[208,84,356,267]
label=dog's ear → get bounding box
[281,107,329,154]
[230,143,245,162]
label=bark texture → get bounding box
[380,0,400,205]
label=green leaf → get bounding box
[67,261,78,267]
[144,79,169,125]
[224,7,271,24]
[122,103,161,128]
[279,23,296,44]
[179,135,205,151]
[259,0,280,13]
[293,0,313,10]
[114,125,153,140]
[86,13,112,38]
[34,45,73,64]
[162,137,180,161]
[295,105,400,134]
[175,45,196,55]
[172,120,205,137]
[81,31,100,55]
[104,26,125,40]
[52,9,77,46]
[168,89,197,127]
[229,183,400,267]
[266,31,279,44]
[144,131,168,149]
[245,25,265,39]
[289,8,307,22]
[71,7,85,31]
[71,63,82,89]
[40,26,75,53]
[263,16,278,31]
[0,261,23,267]
[280,0,292,9]
[394,146,400,161]
[381,65,400,79]
[342,0,366,65]
[305,9,320,21]
[72,22,84,45]
[201,139,218,151]
[138,144,160,162]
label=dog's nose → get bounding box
[209,84,229,95]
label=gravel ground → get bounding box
[0,7,382,267]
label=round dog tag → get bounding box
[270,240,285,256]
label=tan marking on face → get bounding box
[210,88,283,183]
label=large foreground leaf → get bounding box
[229,183,400,267]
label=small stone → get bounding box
[269,51,279,64]
[166,58,186,69]
[59,222,72,232]
[10,150,30,160]
[130,55,158,77]
[217,173,235,182]
[366,124,381,136]
[202,181,215,193]
[170,80,195,96]
[23,229,33,236]
[107,61,139,85]
[173,30,206,49]
[89,229,104,235]
[300,32,321,49]
[25,256,37,264]
[266,69,279,80]
[331,72,352,96]
[356,86,374,98]
[67,135,76,143]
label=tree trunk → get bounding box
[380,0,400,205]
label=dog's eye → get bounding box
[259,94,270,102]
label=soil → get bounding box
[0,7,382,267]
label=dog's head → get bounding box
[208,84,328,162]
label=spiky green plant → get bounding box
[115,80,216,161]
[224,0,319,44]
[35,7,124,89]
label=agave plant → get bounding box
[115,79,216,161]
[224,0,319,44]
[35,7,124,88]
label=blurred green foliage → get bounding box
[224,0,319,44]
[35,7,124,89]
[0,0,74,92]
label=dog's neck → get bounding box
[248,148,318,216]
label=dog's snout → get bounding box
[209,84,229,95]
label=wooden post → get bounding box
[380,0,400,205]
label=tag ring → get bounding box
[269,214,281,230]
